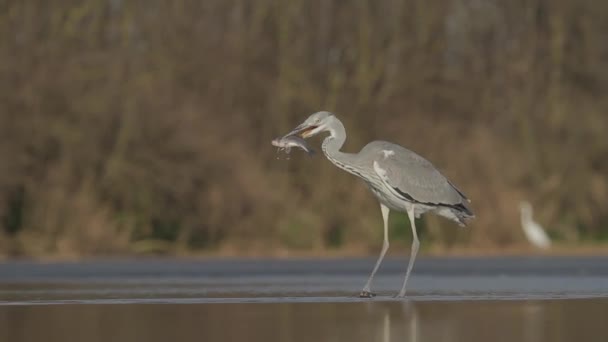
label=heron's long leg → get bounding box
[397,206,420,297]
[360,203,390,297]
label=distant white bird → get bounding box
[519,201,551,249]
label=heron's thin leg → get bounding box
[360,203,390,297]
[397,206,420,297]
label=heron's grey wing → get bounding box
[370,145,468,209]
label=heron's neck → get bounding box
[321,119,363,176]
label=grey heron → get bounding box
[519,201,551,249]
[284,111,475,297]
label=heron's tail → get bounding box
[453,201,475,227]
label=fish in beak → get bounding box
[271,135,315,156]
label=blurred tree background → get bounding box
[1,0,607,258]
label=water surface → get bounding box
[1,257,607,341]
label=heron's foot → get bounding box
[359,290,376,298]
[393,290,406,298]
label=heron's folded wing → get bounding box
[373,153,464,207]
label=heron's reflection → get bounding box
[364,300,421,342]
[522,302,547,342]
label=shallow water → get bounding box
[2,299,608,342]
[1,257,608,341]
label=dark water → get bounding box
[1,257,608,341]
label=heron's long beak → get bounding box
[286,123,318,139]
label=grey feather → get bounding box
[362,141,466,207]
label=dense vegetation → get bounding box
[1,0,607,257]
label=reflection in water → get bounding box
[523,302,546,342]
[1,299,607,342]
[384,309,391,342]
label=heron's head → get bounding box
[286,111,335,139]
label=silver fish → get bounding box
[272,134,315,156]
